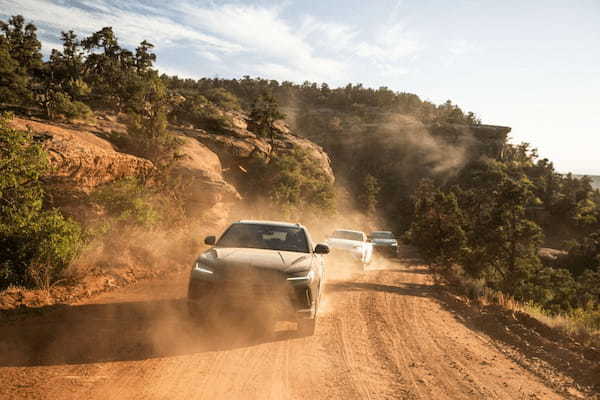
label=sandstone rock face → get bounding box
[10,118,154,191]
[9,113,331,227]
[171,136,241,225]
[177,113,335,184]
[278,135,335,183]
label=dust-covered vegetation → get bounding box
[161,76,484,227]
[237,150,335,219]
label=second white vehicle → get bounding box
[326,229,373,269]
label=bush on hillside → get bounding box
[240,150,335,218]
[170,94,233,132]
[0,113,82,289]
[405,180,467,267]
[49,91,93,120]
[90,178,160,229]
[121,77,182,172]
[203,87,241,111]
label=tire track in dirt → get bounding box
[383,286,461,399]
[407,293,507,399]
[354,265,461,399]
[358,287,421,399]
[401,279,491,399]
[395,269,491,399]
[382,264,564,400]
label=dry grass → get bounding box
[436,264,600,349]
[518,303,600,348]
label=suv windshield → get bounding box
[217,223,309,253]
[371,231,394,239]
[331,230,363,241]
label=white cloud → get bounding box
[447,39,472,56]
[39,38,62,55]
[298,15,358,53]
[355,22,420,76]
[439,39,475,67]
[0,0,241,52]
[154,63,202,80]
[0,0,422,84]
[196,49,221,63]
[176,3,348,82]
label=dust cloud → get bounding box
[379,113,476,178]
[0,289,294,367]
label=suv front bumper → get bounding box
[187,273,316,318]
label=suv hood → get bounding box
[199,247,312,273]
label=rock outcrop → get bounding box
[8,118,241,224]
[175,111,335,184]
[8,112,332,224]
[10,118,154,192]
[171,135,241,225]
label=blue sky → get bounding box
[2,0,599,174]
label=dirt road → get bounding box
[0,252,579,399]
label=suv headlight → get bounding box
[287,270,314,282]
[194,261,214,274]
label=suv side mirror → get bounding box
[204,236,216,245]
[314,243,330,254]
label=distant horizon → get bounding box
[1,0,599,175]
[568,171,600,177]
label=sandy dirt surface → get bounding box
[0,251,586,399]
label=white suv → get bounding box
[326,229,373,269]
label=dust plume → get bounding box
[0,284,293,368]
[379,113,476,178]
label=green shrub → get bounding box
[25,209,82,289]
[0,113,82,289]
[203,88,241,111]
[241,150,335,218]
[170,94,233,132]
[90,178,160,228]
[52,92,93,120]
[406,180,467,267]
[250,92,285,138]
[525,266,578,313]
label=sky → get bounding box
[1,0,599,174]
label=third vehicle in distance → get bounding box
[368,231,398,258]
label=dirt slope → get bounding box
[0,252,590,399]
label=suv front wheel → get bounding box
[298,288,319,336]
